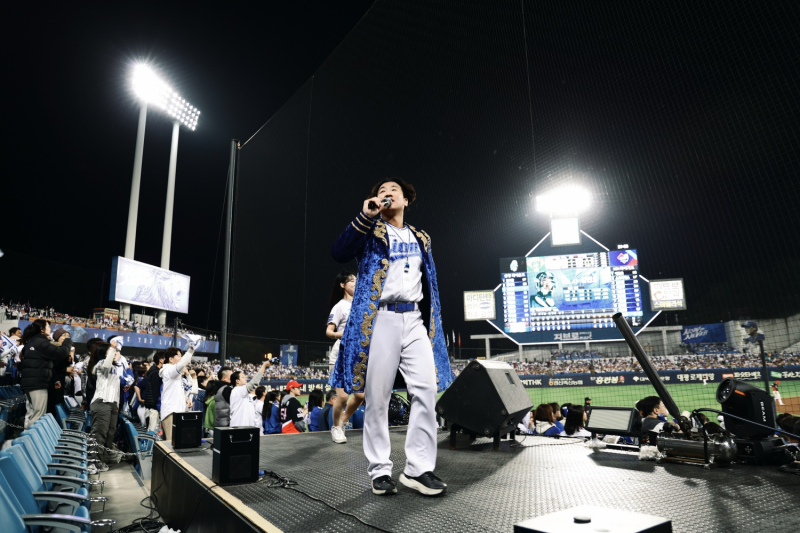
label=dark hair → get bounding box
[308,388,324,409]
[230,371,242,384]
[563,405,586,436]
[87,341,112,373]
[533,403,555,424]
[205,379,222,397]
[254,386,266,400]
[262,390,280,422]
[217,366,232,380]
[325,389,336,402]
[329,270,356,311]
[778,415,798,433]
[165,347,181,362]
[152,351,167,367]
[279,389,289,400]
[370,178,417,209]
[548,402,561,419]
[21,319,49,345]
[8,327,20,336]
[638,396,662,417]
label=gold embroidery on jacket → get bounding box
[353,352,369,391]
[407,224,430,253]
[373,220,387,246]
[360,303,377,347]
[351,221,367,234]
[354,216,371,230]
[353,258,389,390]
[370,259,389,300]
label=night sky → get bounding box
[4,1,799,362]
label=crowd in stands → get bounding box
[504,352,800,376]
[2,318,797,471]
[1,302,216,340]
[685,343,739,355]
[551,349,603,360]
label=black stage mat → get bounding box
[163,429,800,532]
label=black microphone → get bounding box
[368,197,393,210]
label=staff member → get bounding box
[329,178,454,496]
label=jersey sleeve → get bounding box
[328,303,344,328]
[331,212,377,263]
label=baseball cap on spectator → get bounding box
[286,380,302,390]
[741,320,758,329]
[52,328,68,341]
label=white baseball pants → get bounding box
[363,309,438,480]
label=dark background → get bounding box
[3,1,799,363]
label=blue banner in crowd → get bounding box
[681,323,727,344]
[16,320,219,353]
[280,344,298,367]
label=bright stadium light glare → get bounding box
[535,186,591,215]
[131,63,200,130]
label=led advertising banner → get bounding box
[650,278,687,311]
[681,323,727,344]
[464,290,496,321]
[109,257,190,314]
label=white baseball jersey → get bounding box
[381,224,423,303]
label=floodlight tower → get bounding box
[126,64,200,325]
[535,185,591,246]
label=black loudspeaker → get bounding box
[171,411,203,449]
[436,360,533,438]
[212,427,260,485]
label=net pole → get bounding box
[220,139,238,367]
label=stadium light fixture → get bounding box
[535,186,591,215]
[132,64,200,130]
[124,62,201,326]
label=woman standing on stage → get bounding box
[329,178,454,497]
[326,270,364,444]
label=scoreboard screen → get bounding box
[500,249,643,334]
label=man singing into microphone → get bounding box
[329,178,454,496]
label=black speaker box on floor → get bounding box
[171,411,203,449]
[436,360,533,438]
[212,427,260,485]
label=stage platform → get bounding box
[153,428,800,532]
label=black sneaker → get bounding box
[371,475,397,495]
[399,471,447,496]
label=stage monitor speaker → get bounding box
[171,411,203,449]
[436,360,533,437]
[212,427,260,485]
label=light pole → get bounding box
[125,63,200,325]
[157,95,199,326]
[121,102,147,321]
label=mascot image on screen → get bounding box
[531,271,557,309]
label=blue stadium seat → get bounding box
[0,458,115,533]
[123,419,154,479]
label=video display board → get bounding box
[649,278,687,311]
[500,249,642,334]
[109,257,191,314]
[464,290,496,321]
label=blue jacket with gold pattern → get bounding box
[328,211,454,394]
